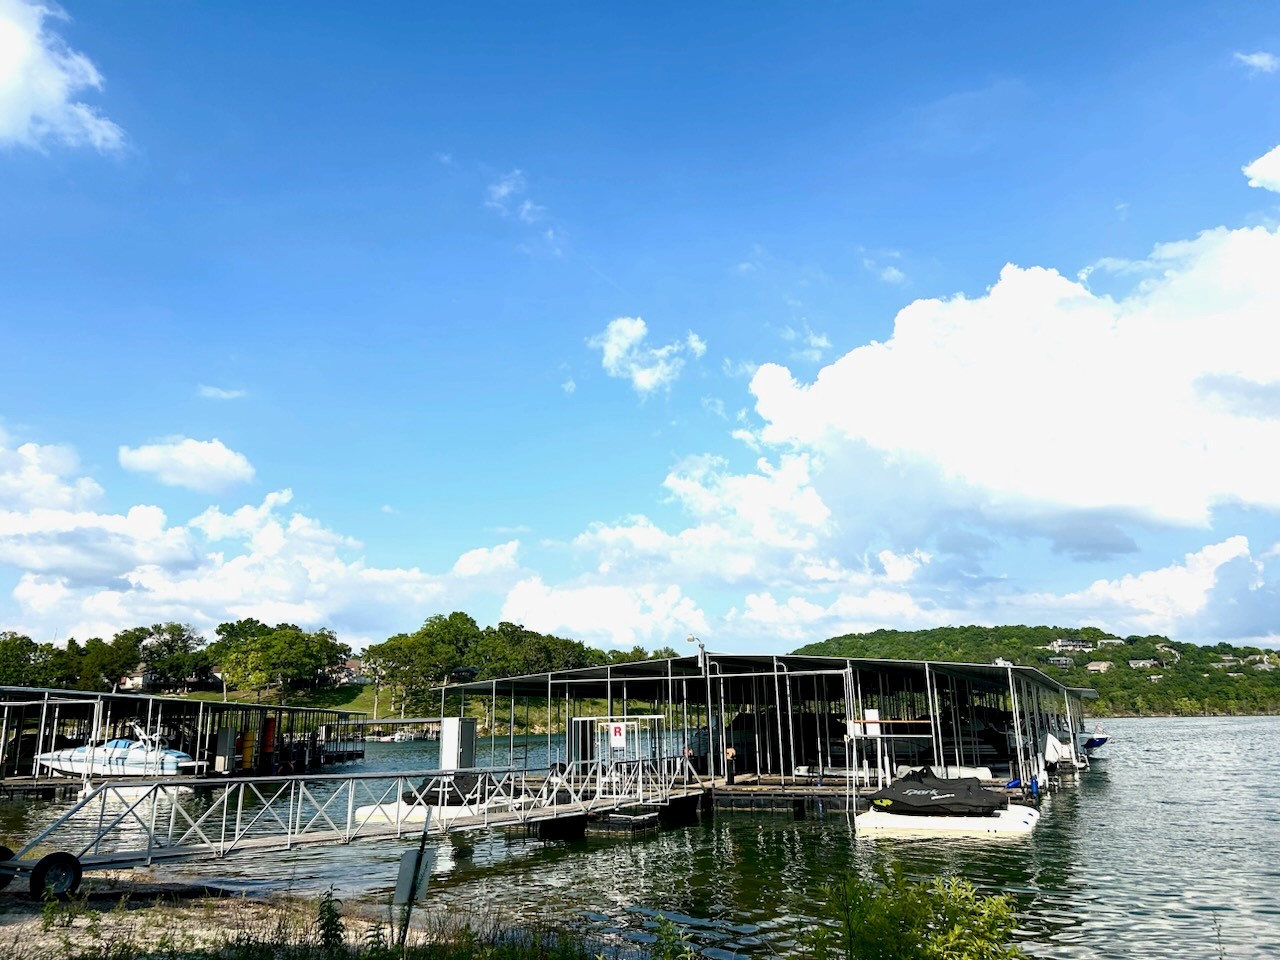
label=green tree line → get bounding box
[0,613,678,707]
[794,625,1280,715]
[362,613,678,716]
[0,620,351,698]
[16,612,1270,717]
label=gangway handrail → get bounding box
[1,716,704,899]
[4,755,704,885]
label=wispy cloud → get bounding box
[485,169,528,214]
[722,358,759,379]
[1234,51,1279,74]
[780,323,831,363]
[485,168,561,253]
[561,377,576,395]
[0,0,125,151]
[516,199,544,224]
[198,385,247,401]
[862,250,907,285]
[588,318,707,396]
[734,244,767,275]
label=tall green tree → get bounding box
[218,622,351,700]
[208,618,272,666]
[139,623,210,693]
[0,631,39,686]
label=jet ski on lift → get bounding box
[855,767,1039,835]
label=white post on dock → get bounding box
[33,692,49,777]
[1007,667,1027,788]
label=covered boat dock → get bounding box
[436,652,1096,791]
[0,685,366,785]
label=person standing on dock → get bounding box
[683,745,695,783]
[725,745,737,784]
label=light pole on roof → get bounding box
[687,634,716,779]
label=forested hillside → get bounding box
[794,625,1280,715]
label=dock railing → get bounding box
[0,745,704,894]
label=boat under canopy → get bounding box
[36,734,198,777]
[867,767,1007,816]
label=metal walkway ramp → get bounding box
[0,718,704,899]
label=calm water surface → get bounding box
[4,717,1277,958]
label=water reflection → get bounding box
[3,721,1278,959]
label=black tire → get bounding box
[0,845,13,892]
[29,852,81,900]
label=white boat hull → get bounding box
[895,764,994,781]
[1078,731,1109,755]
[354,797,531,825]
[38,741,197,778]
[856,805,1039,836]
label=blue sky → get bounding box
[3,0,1280,651]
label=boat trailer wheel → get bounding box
[29,852,82,900]
[0,845,13,892]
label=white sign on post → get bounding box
[393,848,436,905]
[863,708,881,738]
[609,722,627,749]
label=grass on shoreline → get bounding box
[0,864,1028,960]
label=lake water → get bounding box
[4,716,1278,958]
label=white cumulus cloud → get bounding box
[501,576,708,648]
[588,317,706,395]
[728,588,945,646]
[1243,144,1280,193]
[1050,537,1250,631]
[0,429,102,510]
[4,486,532,649]
[451,540,520,577]
[0,0,124,150]
[751,218,1280,528]
[119,438,256,494]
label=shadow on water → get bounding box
[4,722,1279,959]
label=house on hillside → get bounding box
[1046,656,1074,669]
[331,658,370,685]
[1128,658,1159,669]
[1085,661,1112,674]
[118,668,160,692]
[1049,638,1093,653]
[1096,638,1124,648]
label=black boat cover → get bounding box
[867,767,1006,816]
